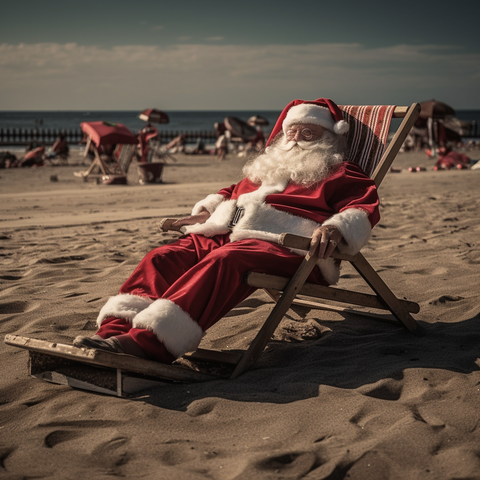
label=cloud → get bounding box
[0,42,479,109]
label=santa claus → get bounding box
[74,98,380,363]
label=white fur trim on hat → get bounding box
[96,293,154,327]
[132,299,204,358]
[283,104,349,135]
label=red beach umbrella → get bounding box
[139,108,169,124]
[80,121,138,147]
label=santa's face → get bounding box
[284,123,327,143]
[243,126,346,187]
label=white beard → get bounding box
[243,131,346,187]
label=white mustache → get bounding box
[275,139,321,151]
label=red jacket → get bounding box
[183,162,380,284]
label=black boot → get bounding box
[73,334,147,359]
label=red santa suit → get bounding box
[95,160,380,363]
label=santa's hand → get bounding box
[309,225,343,260]
[172,208,211,228]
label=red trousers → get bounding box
[96,233,325,362]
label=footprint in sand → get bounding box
[44,430,83,448]
[430,295,464,305]
[358,378,403,401]
[0,275,23,281]
[64,292,87,298]
[35,255,87,264]
[187,399,218,417]
[0,300,30,314]
[250,451,317,478]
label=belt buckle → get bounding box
[228,207,245,229]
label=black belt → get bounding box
[228,207,245,229]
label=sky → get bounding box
[1,0,479,111]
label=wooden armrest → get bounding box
[278,233,359,261]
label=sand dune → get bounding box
[1,149,480,479]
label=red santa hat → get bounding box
[266,98,349,147]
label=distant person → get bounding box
[7,145,45,168]
[214,122,226,138]
[99,144,117,163]
[190,137,208,155]
[137,123,159,162]
[45,133,69,161]
[245,124,265,154]
[26,140,41,152]
[164,134,186,154]
[1,151,17,169]
[215,130,230,161]
[434,147,472,170]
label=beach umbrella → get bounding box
[224,116,258,141]
[440,117,472,137]
[80,121,138,147]
[247,115,269,126]
[419,100,455,119]
[139,108,169,124]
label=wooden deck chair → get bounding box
[147,137,178,163]
[74,141,136,181]
[225,103,424,377]
[5,103,422,396]
[182,102,423,379]
[111,144,137,175]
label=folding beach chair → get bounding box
[5,103,422,395]
[157,102,423,379]
[147,137,178,163]
[74,121,139,182]
[74,142,137,181]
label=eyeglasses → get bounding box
[285,128,315,141]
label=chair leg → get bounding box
[230,252,319,379]
[350,253,423,335]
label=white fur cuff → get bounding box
[132,299,204,358]
[322,208,372,255]
[96,294,154,327]
[191,193,225,215]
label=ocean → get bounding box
[1,109,479,151]
[1,109,479,132]
[0,111,282,136]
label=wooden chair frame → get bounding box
[5,103,423,395]
[188,103,423,378]
[74,140,137,180]
[147,137,178,163]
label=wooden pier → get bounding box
[0,128,220,147]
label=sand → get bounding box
[1,148,480,479]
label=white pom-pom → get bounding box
[333,120,349,134]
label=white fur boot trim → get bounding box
[322,208,372,255]
[132,299,204,358]
[96,294,154,327]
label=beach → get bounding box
[1,148,480,479]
